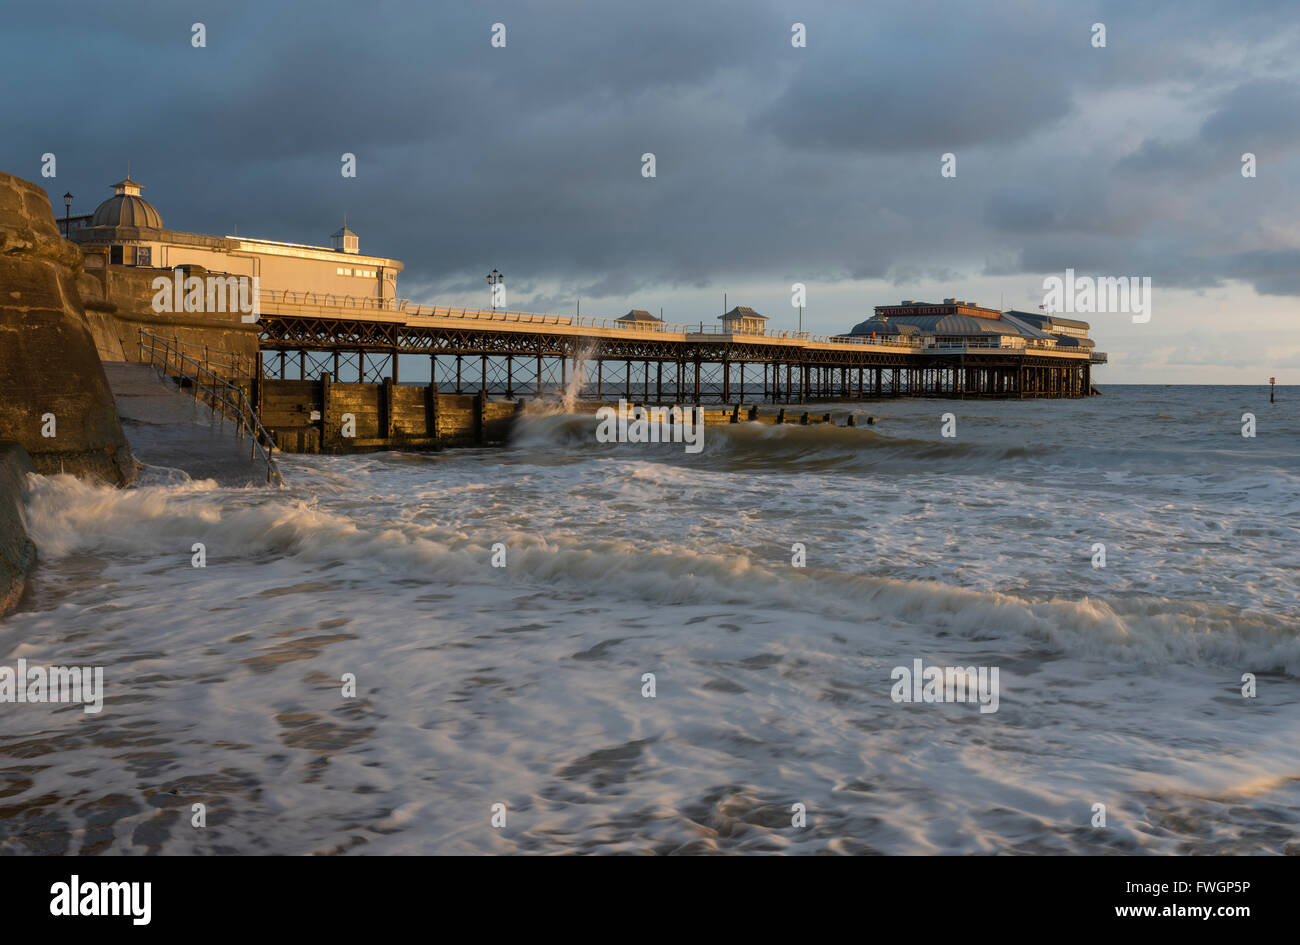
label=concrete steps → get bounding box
[103,362,276,486]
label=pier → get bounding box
[32,173,1108,461]
[239,292,1106,453]
[255,292,1103,401]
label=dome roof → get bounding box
[846,317,920,336]
[91,177,163,229]
[849,313,1012,336]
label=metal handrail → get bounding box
[807,333,923,348]
[928,338,1021,350]
[137,329,281,486]
[146,333,256,379]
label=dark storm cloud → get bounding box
[1221,249,1300,297]
[986,240,1300,300]
[1116,78,1300,180]
[2,0,1298,307]
[752,6,1077,154]
[1200,79,1300,150]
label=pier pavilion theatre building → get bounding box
[62,176,403,302]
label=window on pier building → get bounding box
[336,266,376,278]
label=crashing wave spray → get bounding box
[561,339,596,411]
[525,340,596,416]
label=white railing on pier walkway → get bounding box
[930,338,1022,351]
[260,289,694,335]
[257,290,926,349]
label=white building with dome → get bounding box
[58,176,403,302]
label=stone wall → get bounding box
[0,171,136,485]
[0,442,37,617]
[76,259,261,367]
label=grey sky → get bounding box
[3,0,1296,381]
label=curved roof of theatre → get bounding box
[847,314,1003,336]
[848,318,920,335]
[91,177,163,229]
[846,312,1060,339]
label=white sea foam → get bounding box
[1,386,1297,854]
[21,471,1299,675]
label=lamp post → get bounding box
[487,269,504,311]
[63,192,73,238]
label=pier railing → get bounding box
[258,290,925,348]
[137,329,281,485]
[259,289,695,334]
[930,338,1023,350]
[255,290,1094,356]
[810,333,922,349]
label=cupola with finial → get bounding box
[331,215,359,254]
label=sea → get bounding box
[2,384,1297,854]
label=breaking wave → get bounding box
[23,472,1300,675]
[511,410,1061,474]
